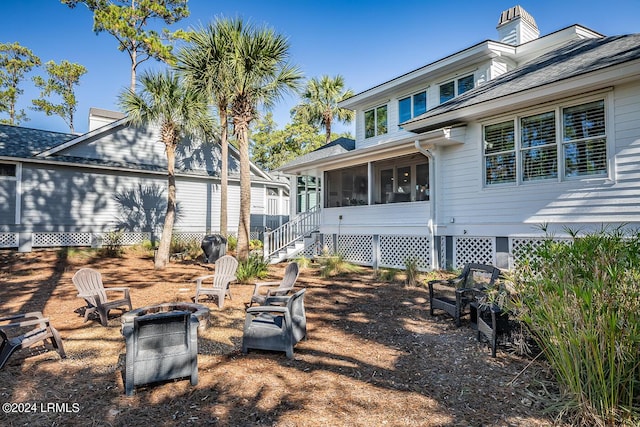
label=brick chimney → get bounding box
[497,5,539,45]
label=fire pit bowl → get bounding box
[121,302,210,331]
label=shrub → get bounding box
[404,257,420,287]
[99,230,125,258]
[376,268,399,282]
[226,235,237,252]
[249,239,263,250]
[514,226,640,425]
[318,252,361,278]
[236,254,269,283]
[293,256,312,269]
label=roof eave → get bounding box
[403,60,639,133]
[339,41,514,110]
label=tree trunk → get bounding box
[219,109,228,237]
[325,113,332,144]
[236,122,251,261]
[130,50,137,93]
[155,143,177,269]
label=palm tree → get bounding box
[224,18,303,260]
[292,75,355,144]
[177,20,236,237]
[119,70,214,269]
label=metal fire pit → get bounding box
[120,303,209,396]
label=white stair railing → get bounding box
[264,206,320,259]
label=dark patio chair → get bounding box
[242,289,306,359]
[0,311,66,369]
[428,263,501,326]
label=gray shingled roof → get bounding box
[277,137,355,170]
[406,34,640,131]
[0,124,76,158]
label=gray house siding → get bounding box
[0,178,16,225]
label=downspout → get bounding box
[414,140,437,270]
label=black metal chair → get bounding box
[428,263,501,326]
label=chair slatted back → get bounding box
[213,255,239,289]
[274,262,299,296]
[72,268,107,305]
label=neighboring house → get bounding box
[277,5,640,270]
[0,108,290,251]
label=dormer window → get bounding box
[399,91,427,125]
[439,74,475,104]
[365,105,388,138]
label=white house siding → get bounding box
[320,203,431,235]
[435,84,640,239]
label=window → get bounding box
[483,99,607,186]
[375,156,429,203]
[521,111,557,181]
[399,91,427,125]
[0,163,16,178]
[484,121,515,185]
[365,105,387,138]
[439,74,474,104]
[325,165,368,207]
[563,100,606,177]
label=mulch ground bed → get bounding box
[0,248,562,426]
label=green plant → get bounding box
[293,256,312,269]
[99,230,125,257]
[404,257,420,287]
[318,252,361,278]
[226,235,237,252]
[236,253,269,283]
[376,268,399,282]
[514,226,640,426]
[249,239,263,250]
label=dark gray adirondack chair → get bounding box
[428,263,501,327]
[0,311,66,368]
[242,289,306,359]
[249,261,299,307]
[72,268,132,326]
[194,255,238,308]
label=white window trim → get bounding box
[364,104,389,139]
[482,93,612,188]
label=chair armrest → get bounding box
[0,312,50,330]
[194,275,215,285]
[252,281,280,293]
[246,306,287,315]
[264,295,291,305]
[104,287,129,292]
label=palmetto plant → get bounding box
[119,70,214,269]
[514,227,640,426]
[292,75,355,144]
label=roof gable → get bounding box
[404,34,640,132]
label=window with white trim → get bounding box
[484,99,607,186]
[439,74,474,104]
[364,105,387,138]
[399,90,427,125]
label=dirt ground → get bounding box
[0,248,562,426]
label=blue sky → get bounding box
[2,0,639,135]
